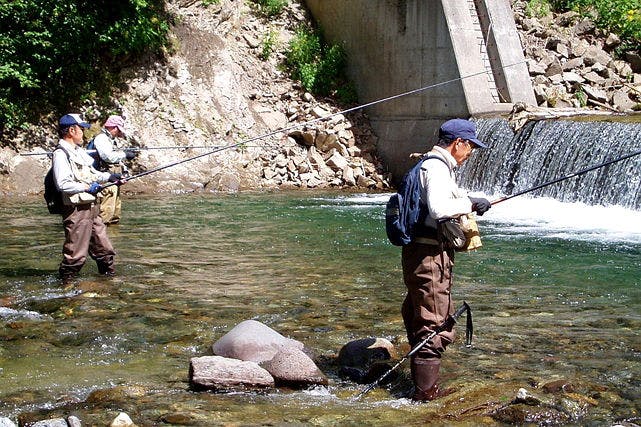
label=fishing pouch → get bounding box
[438,218,467,251]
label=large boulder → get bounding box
[190,355,275,391]
[261,347,328,388]
[212,319,304,363]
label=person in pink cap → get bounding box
[89,114,137,225]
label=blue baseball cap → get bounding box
[438,118,488,148]
[59,113,91,129]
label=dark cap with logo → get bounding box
[438,118,488,148]
[59,114,91,129]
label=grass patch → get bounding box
[251,0,288,17]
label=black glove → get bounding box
[87,182,102,195]
[108,173,122,183]
[469,197,491,216]
[124,149,138,160]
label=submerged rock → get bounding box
[212,319,303,363]
[110,412,136,427]
[190,355,275,391]
[337,337,396,383]
[261,347,328,387]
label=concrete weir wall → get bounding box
[303,0,537,178]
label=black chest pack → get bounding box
[385,155,450,246]
[43,147,69,214]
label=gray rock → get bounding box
[212,319,303,363]
[604,33,621,50]
[612,89,636,111]
[625,52,641,73]
[110,412,135,427]
[190,355,275,391]
[562,71,584,83]
[0,417,17,427]
[582,85,607,103]
[561,57,583,71]
[261,347,328,387]
[356,174,376,188]
[342,166,356,186]
[583,46,611,67]
[545,59,562,77]
[326,151,348,171]
[573,18,595,35]
[31,419,68,427]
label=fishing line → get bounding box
[112,61,528,185]
[19,145,256,156]
[490,147,641,205]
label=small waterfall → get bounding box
[458,117,641,210]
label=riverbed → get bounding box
[1,191,639,425]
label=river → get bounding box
[0,191,639,425]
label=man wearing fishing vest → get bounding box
[52,114,124,282]
[402,118,491,401]
[91,115,137,225]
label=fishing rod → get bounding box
[101,61,528,188]
[490,147,641,205]
[19,145,227,156]
[353,302,472,401]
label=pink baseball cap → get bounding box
[104,115,126,135]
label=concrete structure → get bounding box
[303,0,536,178]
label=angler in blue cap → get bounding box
[401,118,490,401]
[52,114,125,282]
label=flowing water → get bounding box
[0,189,639,426]
[459,118,641,209]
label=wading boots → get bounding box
[411,357,454,401]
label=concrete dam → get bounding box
[304,0,537,178]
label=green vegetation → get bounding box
[528,0,641,51]
[285,26,357,104]
[260,29,278,60]
[574,88,588,107]
[0,0,170,131]
[525,0,552,18]
[251,0,288,17]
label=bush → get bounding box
[0,0,170,131]
[251,0,288,17]
[285,26,357,103]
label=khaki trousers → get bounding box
[59,202,116,279]
[98,185,121,224]
[401,243,456,359]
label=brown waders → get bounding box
[401,242,455,401]
[59,202,116,282]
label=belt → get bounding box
[414,237,440,246]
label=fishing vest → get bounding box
[57,144,101,206]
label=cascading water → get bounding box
[458,118,641,209]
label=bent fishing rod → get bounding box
[102,61,528,187]
[490,147,641,205]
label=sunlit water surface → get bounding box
[0,191,639,425]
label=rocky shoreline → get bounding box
[1,0,640,197]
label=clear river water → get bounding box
[0,191,639,426]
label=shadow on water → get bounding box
[0,191,640,425]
